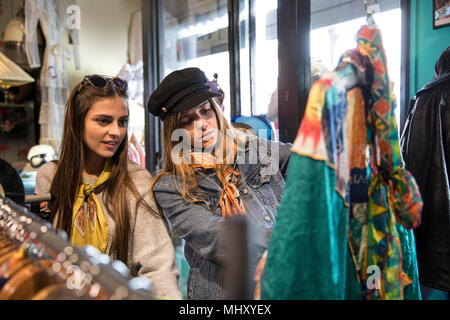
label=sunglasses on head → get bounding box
[76,74,128,94]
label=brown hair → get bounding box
[50,78,146,262]
[150,98,237,203]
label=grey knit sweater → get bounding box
[35,160,183,300]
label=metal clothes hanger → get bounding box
[0,195,154,300]
[0,208,54,299]
[31,282,92,300]
[363,0,381,28]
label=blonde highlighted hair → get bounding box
[151,98,240,203]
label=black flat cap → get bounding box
[147,67,221,120]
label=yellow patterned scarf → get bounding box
[71,160,111,253]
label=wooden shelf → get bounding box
[0,101,34,108]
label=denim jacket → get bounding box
[153,133,292,299]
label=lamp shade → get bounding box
[3,17,25,43]
[0,52,35,88]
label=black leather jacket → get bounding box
[400,52,450,292]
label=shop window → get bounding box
[252,0,278,118]
[163,0,231,119]
[238,0,278,118]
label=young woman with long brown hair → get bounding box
[35,74,182,299]
[147,67,292,299]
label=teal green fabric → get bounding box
[260,23,423,299]
[174,245,190,299]
[261,154,350,299]
[260,153,421,299]
[397,224,422,300]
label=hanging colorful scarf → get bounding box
[355,23,422,299]
[71,160,111,253]
[259,21,422,300]
[190,143,246,218]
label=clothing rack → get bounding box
[0,194,154,300]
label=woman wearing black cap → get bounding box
[148,67,292,300]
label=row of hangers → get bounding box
[0,195,154,300]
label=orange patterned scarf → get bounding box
[190,144,246,218]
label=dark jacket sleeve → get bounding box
[400,82,450,291]
[277,140,293,178]
[401,92,444,194]
[153,175,227,261]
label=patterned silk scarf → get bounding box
[190,144,246,218]
[355,23,422,299]
[71,160,111,253]
[256,22,423,300]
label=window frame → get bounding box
[142,0,411,170]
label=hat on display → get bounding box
[25,144,57,170]
[231,114,274,140]
[147,67,221,120]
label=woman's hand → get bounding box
[40,201,51,213]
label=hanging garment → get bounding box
[24,0,41,68]
[118,10,144,102]
[126,98,146,152]
[128,11,142,66]
[400,47,450,292]
[260,23,423,300]
[130,134,145,168]
[119,11,145,154]
[117,61,144,102]
[118,63,145,147]
[24,0,79,153]
[128,140,140,165]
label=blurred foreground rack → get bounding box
[0,194,154,300]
